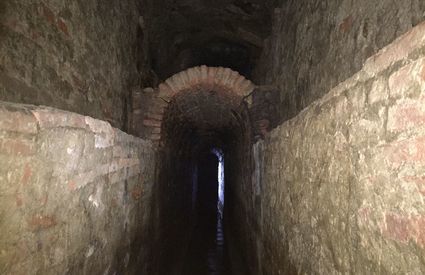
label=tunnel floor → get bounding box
[182,201,244,275]
[180,152,242,275]
[181,210,231,275]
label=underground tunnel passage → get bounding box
[1,0,425,274]
[153,68,255,275]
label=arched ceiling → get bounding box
[143,0,276,79]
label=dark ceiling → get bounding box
[143,0,276,79]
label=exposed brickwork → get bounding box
[381,213,425,248]
[237,20,425,274]
[28,215,57,232]
[255,0,425,123]
[158,66,255,99]
[0,0,151,129]
[0,101,156,275]
[132,66,255,144]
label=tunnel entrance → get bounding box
[152,67,254,275]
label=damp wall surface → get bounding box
[0,101,156,275]
[0,0,150,128]
[240,21,425,274]
[255,0,425,123]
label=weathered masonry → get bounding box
[1,0,425,274]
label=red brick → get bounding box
[131,187,143,200]
[68,180,77,191]
[15,193,23,207]
[0,138,35,156]
[21,164,32,185]
[41,4,55,25]
[357,207,371,226]
[150,133,161,141]
[382,213,425,248]
[388,98,425,132]
[383,213,410,243]
[72,74,84,90]
[388,62,416,98]
[158,66,254,101]
[32,109,86,129]
[143,119,161,127]
[385,136,425,169]
[145,113,163,121]
[339,15,353,33]
[28,215,57,232]
[151,127,161,134]
[133,109,143,116]
[0,108,38,134]
[255,119,270,136]
[39,195,48,206]
[415,218,425,247]
[85,116,114,134]
[31,30,41,41]
[57,18,69,35]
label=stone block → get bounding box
[368,77,388,104]
[388,97,425,133]
[0,105,38,134]
[388,61,418,99]
[0,137,36,156]
[32,108,87,130]
[143,119,161,127]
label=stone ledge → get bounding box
[276,21,425,135]
[0,103,38,134]
[364,21,425,78]
[0,100,154,149]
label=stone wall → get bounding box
[255,0,425,123]
[241,21,425,274]
[0,0,150,129]
[0,101,156,275]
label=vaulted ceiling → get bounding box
[143,0,276,79]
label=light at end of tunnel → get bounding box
[212,148,225,217]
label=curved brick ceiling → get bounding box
[137,66,255,145]
[160,69,252,157]
[145,0,275,79]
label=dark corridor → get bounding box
[155,84,252,275]
[182,153,231,275]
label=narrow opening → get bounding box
[182,150,230,274]
[156,86,251,274]
[212,148,225,218]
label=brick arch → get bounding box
[158,66,255,100]
[135,66,256,144]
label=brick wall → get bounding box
[130,66,255,144]
[0,0,150,129]
[239,21,425,274]
[0,101,156,274]
[255,0,425,124]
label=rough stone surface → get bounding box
[254,0,425,123]
[0,0,151,129]
[145,0,274,79]
[237,21,425,274]
[0,101,156,275]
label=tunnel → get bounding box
[154,72,254,274]
[1,0,425,275]
[147,67,252,274]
